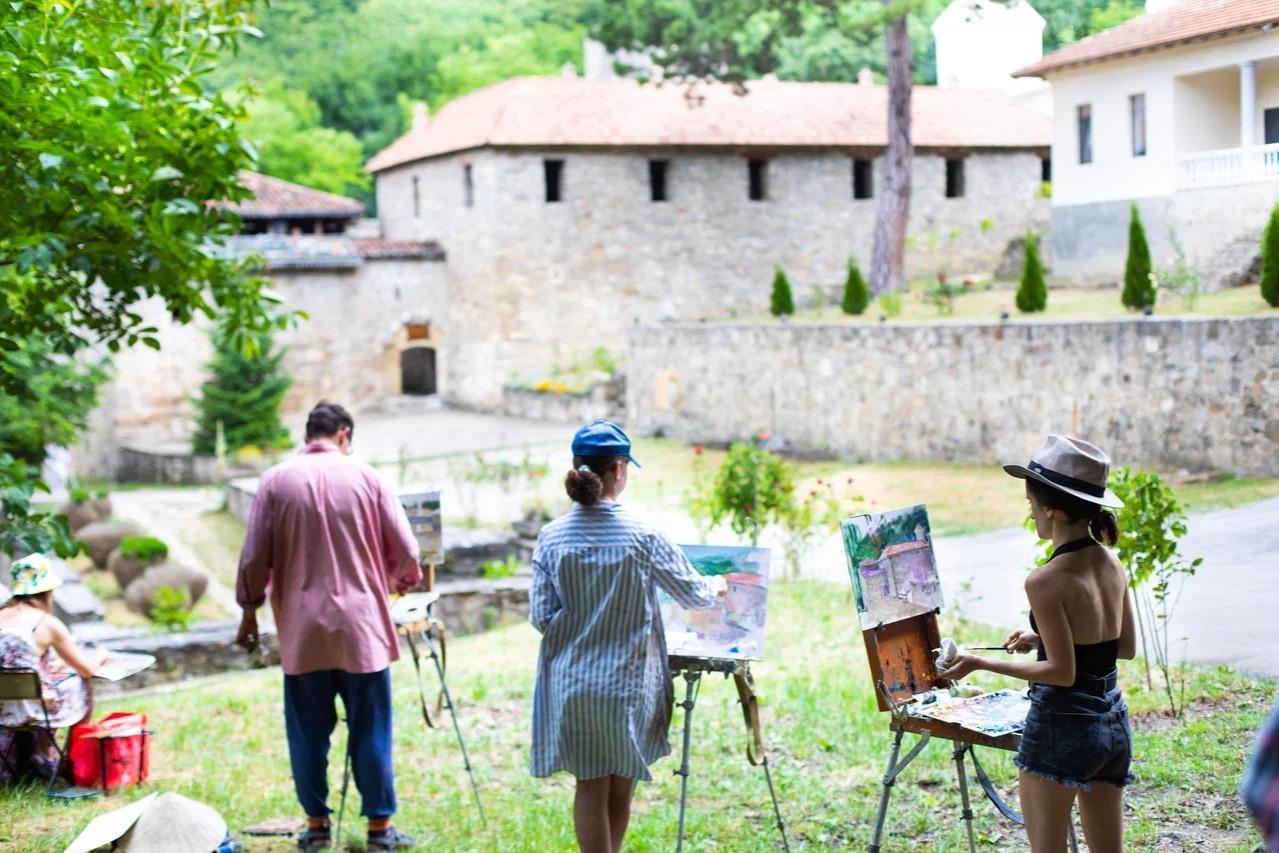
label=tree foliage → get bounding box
[1262,204,1279,308]
[1015,231,1048,313]
[1122,203,1155,310]
[770,266,796,316]
[842,257,870,315]
[192,326,294,456]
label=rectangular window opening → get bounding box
[463,164,474,208]
[1041,157,1052,182]
[1129,93,1147,157]
[1266,107,1279,145]
[544,159,564,203]
[944,158,965,198]
[1077,104,1093,165]
[411,176,421,218]
[649,159,669,202]
[853,158,873,199]
[748,158,767,201]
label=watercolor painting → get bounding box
[913,689,1031,737]
[661,545,770,661]
[399,490,443,566]
[842,504,943,629]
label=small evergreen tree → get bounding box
[841,257,870,315]
[770,266,795,317]
[192,325,293,455]
[1122,203,1155,310]
[1015,231,1048,313]
[1262,203,1279,308]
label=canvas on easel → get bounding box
[660,545,769,661]
[842,504,943,630]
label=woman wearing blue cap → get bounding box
[530,420,724,853]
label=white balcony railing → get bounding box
[1178,142,1279,190]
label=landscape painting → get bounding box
[842,504,943,629]
[661,545,770,661]
[399,490,443,566]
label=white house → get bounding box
[1016,0,1279,287]
[932,0,1050,115]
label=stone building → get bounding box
[369,75,1052,408]
[1015,0,1279,287]
[78,172,446,476]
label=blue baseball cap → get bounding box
[571,420,641,468]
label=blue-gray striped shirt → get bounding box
[529,500,718,781]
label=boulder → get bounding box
[107,548,164,590]
[123,562,208,617]
[57,497,112,533]
[53,583,106,624]
[76,519,144,569]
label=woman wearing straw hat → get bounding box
[940,435,1137,852]
[0,554,104,780]
[529,420,725,853]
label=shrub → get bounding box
[769,266,795,317]
[588,347,618,376]
[1122,203,1155,310]
[480,555,521,579]
[192,324,293,456]
[1262,203,1279,308]
[1016,231,1048,313]
[841,257,870,315]
[877,292,903,318]
[149,585,193,633]
[118,536,168,563]
[708,443,794,545]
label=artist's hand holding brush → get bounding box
[1002,629,1039,654]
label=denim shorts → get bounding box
[1015,671,1135,791]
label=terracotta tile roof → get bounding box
[367,76,1050,173]
[1015,0,1279,78]
[220,171,365,219]
[354,239,446,261]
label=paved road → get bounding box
[804,498,1279,678]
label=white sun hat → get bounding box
[1002,434,1124,509]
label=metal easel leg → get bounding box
[759,755,790,853]
[869,728,931,853]
[953,742,977,853]
[674,670,702,853]
[422,627,487,827]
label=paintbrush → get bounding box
[967,645,1014,652]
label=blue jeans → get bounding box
[283,668,397,819]
[1015,670,1134,791]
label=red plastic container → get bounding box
[68,711,150,790]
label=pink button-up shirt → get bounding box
[236,443,421,675]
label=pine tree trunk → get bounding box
[870,4,913,295]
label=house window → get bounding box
[544,159,564,203]
[853,158,873,199]
[1130,93,1147,157]
[1265,107,1279,145]
[1077,104,1093,164]
[747,158,768,201]
[944,158,965,198]
[649,159,669,202]
[1041,157,1052,182]
[412,176,421,218]
[463,164,474,208]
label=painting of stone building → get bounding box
[842,505,943,629]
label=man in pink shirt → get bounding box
[236,402,421,852]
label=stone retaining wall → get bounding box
[500,378,625,424]
[117,446,222,485]
[626,315,1279,477]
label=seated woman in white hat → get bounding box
[0,554,105,780]
[940,435,1137,852]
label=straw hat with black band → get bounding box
[1002,434,1124,509]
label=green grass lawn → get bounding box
[742,283,1276,326]
[3,581,1268,852]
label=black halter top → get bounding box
[1029,537,1121,681]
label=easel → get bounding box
[863,611,1078,853]
[334,589,486,846]
[669,655,789,853]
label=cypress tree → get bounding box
[770,266,795,317]
[841,257,870,315]
[1262,203,1279,308]
[1122,203,1155,310]
[192,325,293,455]
[1015,231,1048,313]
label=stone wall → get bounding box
[500,378,625,424]
[1051,182,1279,289]
[77,257,447,477]
[117,447,222,485]
[625,316,1279,477]
[378,148,1049,408]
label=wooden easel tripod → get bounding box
[863,612,1079,853]
[669,655,790,853]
